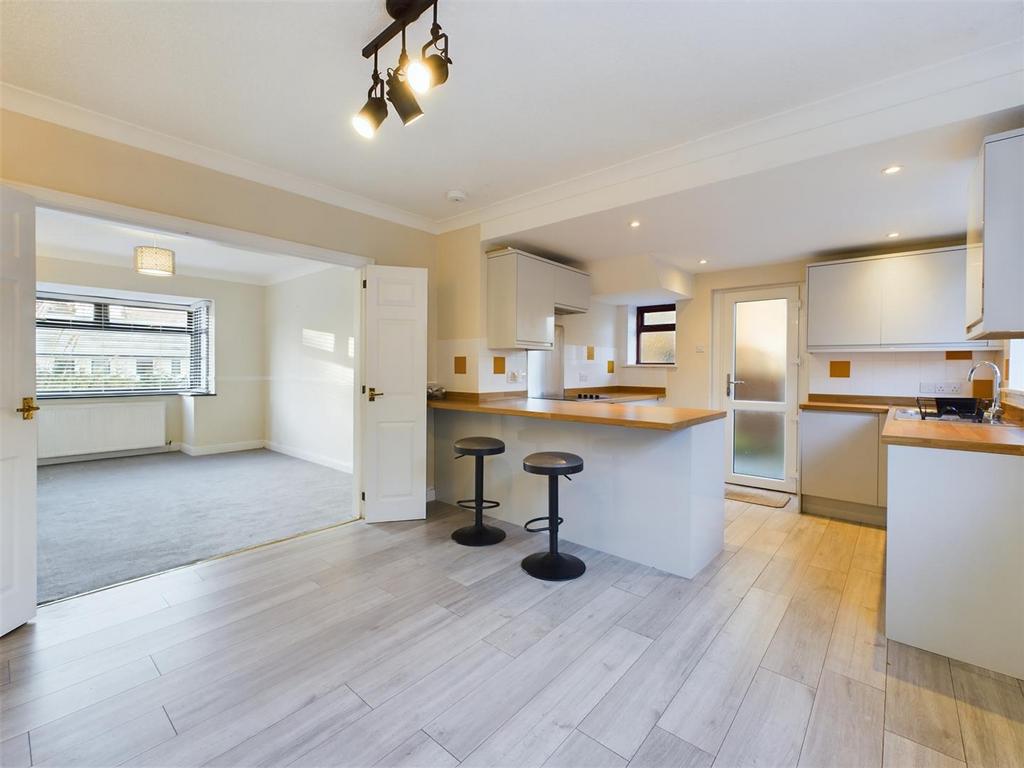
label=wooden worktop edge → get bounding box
[880,408,1024,457]
[427,398,724,431]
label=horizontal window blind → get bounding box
[36,293,214,398]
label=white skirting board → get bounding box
[38,444,177,466]
[179,440,266,457]
[265,441,353,473]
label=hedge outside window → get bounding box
[636,303,676,364]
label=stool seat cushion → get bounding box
[523,451,584,475]
[454,436,506,456]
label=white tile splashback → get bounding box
[435,338,528,393]
[564,343,616,388]
[808,350,1000,397]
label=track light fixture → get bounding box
[353,0,452,137]
[352,49,388,139]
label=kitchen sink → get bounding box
[892,407,1013,425]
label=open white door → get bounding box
[361,265,427,522]
[1,186,38,635]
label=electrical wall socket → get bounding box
[578,372,588,384]
[506,370,524,384]
[919,381,963,395]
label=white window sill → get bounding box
[622,364,677,370]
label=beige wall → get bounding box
[436,225,484,341]
[36,254,267,449]
[265,266,358,471]
[0,109,439,381]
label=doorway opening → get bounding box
[32,207,361,602]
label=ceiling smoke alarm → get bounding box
[446,189,467,203]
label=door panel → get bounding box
[720,286,799,493]
[1,186,37,635]
[362,266,427,523]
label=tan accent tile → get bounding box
[830,360,851,378]
[453,356,467,375]
[492,356,505,375]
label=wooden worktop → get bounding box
[881,408,1024,456]
[800,394,914,414]
[428,397,724,431]
[800,401,891,414]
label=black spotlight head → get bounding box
[386,69,424,126]
[424,53,449,88]
[352,95,387,138]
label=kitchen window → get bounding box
[36,292,214,398]
[635,303,677,364]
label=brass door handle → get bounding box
[368,387,384,402]
[16,397,41,420]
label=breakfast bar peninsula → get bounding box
[430,398,726,578]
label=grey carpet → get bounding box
[37,449,354,602]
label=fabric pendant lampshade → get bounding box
[133,246,175,276]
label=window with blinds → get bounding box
[36,292,214,398]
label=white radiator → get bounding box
[37,402,167,460]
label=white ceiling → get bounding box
[496,110,1024,273]
[2,1,1021,224]
[36,208,337,285]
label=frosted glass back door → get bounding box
[721,290,798,493]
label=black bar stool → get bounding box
[452,437,507,547]
[521,451,585,581]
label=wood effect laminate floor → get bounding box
[2,500,1023,768]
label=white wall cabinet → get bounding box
[806,260,883,347]
[807,246,993,351]
[880,248,967,345]
[554,265,591,312]
[966,128,1024,339]
[487,248,590,349]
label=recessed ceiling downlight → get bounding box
[882,165,903,175]
[887,232,901,239]
[699,259,708,265]
[629,220,640,229]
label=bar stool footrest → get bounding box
[524,515,563,534]
[456,498,500,511]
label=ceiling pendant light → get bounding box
[386,27,424,125]
[407,1,451,94]
[352,49,388,139]
[133,245,175,276]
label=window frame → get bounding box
[35,292,214,399]
[635,303,677,365]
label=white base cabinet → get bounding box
[800,409,887,526]
[887,445,1024,679]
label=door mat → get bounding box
[725,484,792,508]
